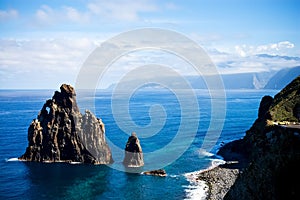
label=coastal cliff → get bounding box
[19,84,113,164]
[223,76,300,199]
[198,76,300,199]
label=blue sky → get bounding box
[0,0,300,89]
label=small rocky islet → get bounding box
[142,169,167,177]
[123,132,144,167]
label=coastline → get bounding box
[185,139,249,200]
[185,162,241,200]
[195,162,240,200]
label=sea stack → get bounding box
[19,84,113,164]
[123,132,144,167]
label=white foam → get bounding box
[6,157,19,162]
[55,160,65,163]
[127,165,142,168]
[183,158,226,200]
[183,178,208,200]
[197,148,214,157]
[69,162,82,164]
[184,171,209,200]
[211,158,226,167]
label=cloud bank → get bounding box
[0,9,18,21]
[0,37,299,89]
[235,41,295,57]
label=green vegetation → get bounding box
[269,76,300,122]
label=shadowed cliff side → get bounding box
[19,84,113,164]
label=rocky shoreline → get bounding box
[192,76,300,200]
[197,156,248,199]
[188,139,249,200]
[197,165,239,200]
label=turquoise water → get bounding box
[0,89,278,199]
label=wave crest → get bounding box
[6,157,19,162]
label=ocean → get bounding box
[0,89,278,200]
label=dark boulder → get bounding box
[142,169,167,177]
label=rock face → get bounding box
[19,84,113,164]
[221,76,300,200]
[123,132,144,167]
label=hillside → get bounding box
[222,76,300,199]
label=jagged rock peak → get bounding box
[60,84,76,96]
[52,84,79,113]
[19,84,113,165]
[123,132,144,167]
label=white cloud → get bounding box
[207,47,300,75]
[0,9,18,21]
[34,5,90,25]
[235,41,295,57]
[0,38,97,89]
[256,41,294,52]
[234,45,247,57]
[164,2,179,10]
[87,0,158,21]
[1,35,299,89]
[64,6,90,23]
[35,5,54,24]
[32,0,159,27]
[278,41,294,49]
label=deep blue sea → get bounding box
[0,89,278,200]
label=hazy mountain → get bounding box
[264,66,300,89]
[257,54,300,61]
[105,66,300,90]
[186,71,276,90]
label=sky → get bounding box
[0,0,300,89]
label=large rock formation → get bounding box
[19,84,113,164]
[123,132,144,167]
[219,76,300,199]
